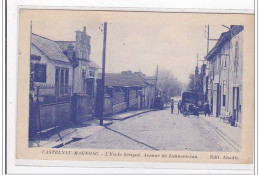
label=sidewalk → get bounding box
[200,115,242,151]
[104,109,152,120]
[29,109,152,148]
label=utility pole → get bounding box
[196,53,199,67]
[154,65,158,109]
[155,65,158,88]
[206,24,218,55]
[207,24,209,54]
[100,22,107,126]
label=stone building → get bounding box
[56,26,100,96]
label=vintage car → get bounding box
[180,91,203,115]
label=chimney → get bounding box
[75,26,91,60]
[230,25,235,29]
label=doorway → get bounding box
[233,87,240,122]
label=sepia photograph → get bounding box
[16,9,254,164]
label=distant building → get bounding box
[100,71,156,116]
[204,25,243,127]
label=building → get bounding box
[100,71,157,116]
[31,33,73,102]
[204,25,243,127]
[56,26,100,96]
[134,72,157,109]
[29,27,101,136]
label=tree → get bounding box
[187,65,205,93]
[156,68,183,103]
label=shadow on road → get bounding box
[104,126,159,150]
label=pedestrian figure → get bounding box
[177,101,181,114]
[171,99,174,114]
[204,101,211,116]
[194,105,199,117]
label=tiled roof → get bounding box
[89,59,100,69]
[32,33,70,63]
[105,73,147,87]
[56,40,100,69]
[135,73,156,85]
[55,41,76,52]
[143,76,156,85]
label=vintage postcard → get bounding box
[16,9,254,166]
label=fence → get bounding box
[29,85,72,139]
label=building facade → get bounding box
[204,25,243,127]
[29,27,101,135]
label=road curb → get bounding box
[104,110,153,121]
[120,110,153,121]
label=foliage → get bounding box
[187,67,204,93]
[155,68,183,101]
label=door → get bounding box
[217,85,221,117]
[233,87,239,122]
[210,97,213,115]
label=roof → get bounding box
[205,25,244,61]
[56,41,100,69]
[205,31,230,61]
[32,33,70,62]
[55,41,76,52]
[133,72,156,85]
[143,76,156,85]
[105,73,147,87]
[89,59,100,69]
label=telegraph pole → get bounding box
[207,24,209,54]
[100,22,107,126]
[196,53,199,67]
[154,65,159,109]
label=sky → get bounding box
[29,10,233,84]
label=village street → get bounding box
[62,108,240,152]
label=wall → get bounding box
[38,102,71,131]
[112,102,127,114]
[104,96,112,116]
[206,29,243,124]
[111,91,126,105]
[227,31,243,123]
[72,60,99,95]
[219,42,230,115]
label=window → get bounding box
[82,69,86,78]
[223,95,226,106]
[234,42,239,72]
[224,56,227,67]
[34,64,46,82]
[55,67,69,95]
[222,80,226,106]
[89,70,95,77]
[221,55,227,68]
